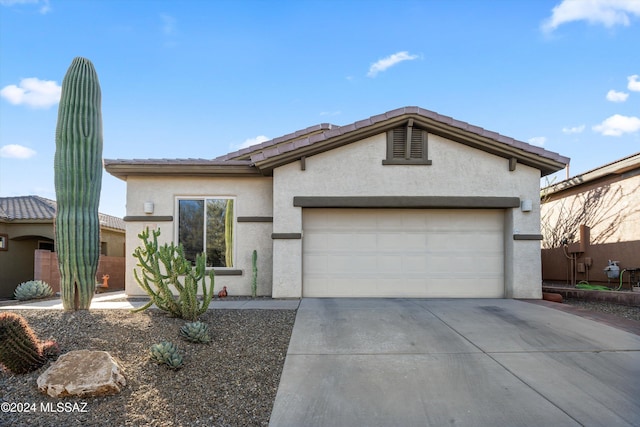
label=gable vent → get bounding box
[383,120,432,165]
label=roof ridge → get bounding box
[216,122,337,161]
[0,195,125,229]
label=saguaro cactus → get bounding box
[54,57,103,310]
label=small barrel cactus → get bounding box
[14,280,53,301]
[180,321,210,344]
[0,312,59,374]
[150,341,183,369]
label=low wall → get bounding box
[542,240,640,285]
[34,250,125,292]
[542,286,640,307]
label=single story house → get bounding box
[541,152,640,286]
[0,195,126,298]
[105,106,569,299]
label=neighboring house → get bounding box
[541,152,640,286]
[105,106,568,299]
[0,195,126,298]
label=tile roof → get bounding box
[105,106,570,178]
[227,106,568,165]
[542,151,640,196]
[0,196,125,231]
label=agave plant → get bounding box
[180,321,210,344]
[14,280,53,301]
[149,341,183,369]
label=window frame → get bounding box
[382,120,432,165]
[0,233,7,251]
[174,196,237,269]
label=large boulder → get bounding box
[37,350,126,398]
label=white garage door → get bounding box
[302,209,504,298]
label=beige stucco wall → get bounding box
[0,222,124,299]
[541,173,640,245]
[123,176,273,296]
[0,222,55,298]
[541,171,640,284]
[101,228,126,257]
[272,132,543,299]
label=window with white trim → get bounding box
[382,119,432,165]
[177,197,235,268]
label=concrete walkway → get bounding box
[270,298,640,427]
[0,291,300,310]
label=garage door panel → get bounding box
[303,209,504,298]
[304,233,328,251]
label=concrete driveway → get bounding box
[270,298,640,427]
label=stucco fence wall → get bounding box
[541,169,640,287]
[34,250,125,293]
[542,241,640,288]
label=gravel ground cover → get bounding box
[1,298,638,427]
[0,308,296,427]
[563,298,640,321]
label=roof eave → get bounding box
[104,161,262,180]
[542,152,640,196]
[252,113,569,176]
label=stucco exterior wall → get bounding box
[123,176,273,296]
[272,132,543,298]
[541,171,640,285]
[0,222,125,299]
[0,222,55,298]
[101,228,126,257]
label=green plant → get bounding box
[0,312,59,374]
[14,280,53,301]
[132,228,215,321]
[180,321,210,343]
[576,282,611,291]
[54,56,103,311]
[224,199,234,267]
[150,341,183,369]
[251,249,258,298]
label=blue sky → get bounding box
[1,0,639,218]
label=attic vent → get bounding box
[383,119,432,165]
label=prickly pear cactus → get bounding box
[54,56,103,311]
[14,280,53,301]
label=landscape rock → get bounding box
[37,350,126,398]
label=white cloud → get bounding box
[628,74,640,91]
[541,0,640,33]
[606,89,629,102]
[230,135,269,152]
[367,51,418,77]
[319,110,341,117]
[562,124,585,134]
[528,136,547,147]
[593,114,640,136]
[0,144,37,159]
[1,77,61,108]
[160,13,178,47]
[0,0,50,14]
[160,13,176,35]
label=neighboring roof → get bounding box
[0,196,125,231]
[105,106,570,179]
[542,152,640,197]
